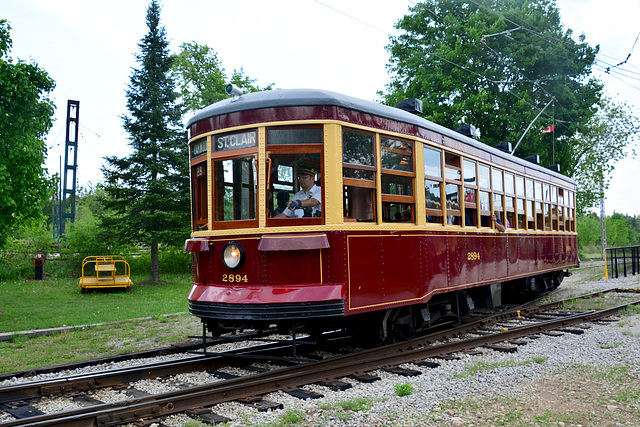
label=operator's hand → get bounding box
[288,199,302,210]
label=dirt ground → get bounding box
[450,262,640,426]
[451,366,640,426]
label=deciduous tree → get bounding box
[0,20,56,249]
[606,213,637,247]
[568,97,639,214]
[172,42,227,113]
[172,42,274,113]
[381,0,626,212]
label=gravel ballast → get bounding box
[2,265,640,426]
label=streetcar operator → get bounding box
[276,166,321,218]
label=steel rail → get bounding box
[0,339,299,405]
[2,286,627,405]
[0,297,553,405]
[4,296,639,427]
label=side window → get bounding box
[424,146,443,225]
[478,164,491,226]
[381,136,415,223]
[343,129,376,222]
[534,181,543,230]
[504,173,515,230]
[190,137,208,231]
[191,162,208,230]
[558,188,565,231]
[267,126,323,224]
[527,200,535,230]
[213,156,257,222]
[544,203,551,230]
[463,159,477,227]
[567,191,575,231]
[516,175,525,229]
[444,152,462,225]
[492,168,505,228]
[210,130,258,228]
[551,185,558,230]
[535,202,543,230]
[525,178,534,229]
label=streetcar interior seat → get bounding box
[344,186,374,222]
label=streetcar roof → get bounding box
[187,88,574,185]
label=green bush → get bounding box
[0,220,54,281]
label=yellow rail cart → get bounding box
[79,255,133,292]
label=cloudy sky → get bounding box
[3,0,639,215]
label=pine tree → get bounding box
[102,0,189,283]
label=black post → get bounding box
[32,253,45,281]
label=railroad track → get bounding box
[1,288,639,426]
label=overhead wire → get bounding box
[310,0,637,128]
[472,0,640,97]
[605,31,640,74]
[419,2,569,127]
[307,0,638,212]
[309,0,390,36]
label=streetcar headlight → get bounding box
[222,242,245,270]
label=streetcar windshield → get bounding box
[267,126,323,224]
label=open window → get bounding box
[492,168,505,229]
[567,193,575,231]
[504,172,515,229]
[516,175,525,229]
[463,159,478,227]
[557,188,565,231]
[424,146,443,225]
[343,128,376,222]
[527,200,535,230]
[478,163,491,227]
[526,178,535,229]
[381,136,414,223]
[535,181,543,230]
[535,202,543,230]
[544,203,551,230]
[444,152,462,225]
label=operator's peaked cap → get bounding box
[297,166,316,176]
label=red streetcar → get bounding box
[185,87,578,341]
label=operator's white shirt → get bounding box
[282,184,322,218]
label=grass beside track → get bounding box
[0,273,191,332]
[0,262,631,375]
[0,273,201,373]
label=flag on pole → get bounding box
[541,124,554,134]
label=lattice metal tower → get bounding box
[59,100,80,238]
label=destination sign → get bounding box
[191,138,207,159]
[215,130,257,152]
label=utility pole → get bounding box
[600,178,607,260]
[59,100,80,238]
[52,157,61,239]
